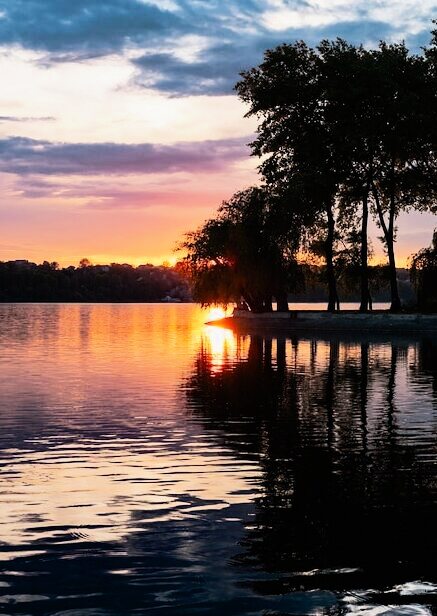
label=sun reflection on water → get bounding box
[202,325,237,372]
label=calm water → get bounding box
[0,304,436,616]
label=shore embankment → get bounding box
[209,310,437,337]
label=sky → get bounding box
[0,0,436,267]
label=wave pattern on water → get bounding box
[0,304,436,615]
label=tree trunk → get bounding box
[387,236,401,312]
[371,182,401,313]
[326,202,339,312]
[360,191,370,312]
[387,165,401,313]
[275,289,289,312]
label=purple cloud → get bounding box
[0,135,251,176]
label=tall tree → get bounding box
[236,43,342,312]
[320,38,437,311]
[237,35,437,313]
[318,40,376,312]
[366,42,437,311]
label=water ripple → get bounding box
[0,304,436,614]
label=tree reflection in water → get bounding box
[185,333,437,608]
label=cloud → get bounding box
[83,188,227,210]
[0,0,182,58]
[0,0,434,96]
[8,174,223,209]
[133,46,246,95]
[0,115,55,122]
[1,164,257,217]
[0,135,251,176]
[132,21,403,95]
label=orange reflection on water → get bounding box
[0,304,219,419]
[202,325,237,372]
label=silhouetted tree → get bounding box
[366,43,437,311]
[236,34,437,313]
[317,40,377,312]
[236,42,343,311]
[410,229,437,312]
[181,187,303,311]
[322,39,437,311]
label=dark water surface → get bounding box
[0,304,436,616]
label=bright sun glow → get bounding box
[205,307,227,322]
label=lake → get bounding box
[0,303,436,615]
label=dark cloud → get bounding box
[0,0,182,59]
[0,0,434,95]
[133,48,240,95]
[133,21,404,95]
[0,135,250,176]
[133,39,270,95]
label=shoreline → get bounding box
[208,311,437,337]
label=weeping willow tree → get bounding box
[180,187,303,312]
[410,230,437,312]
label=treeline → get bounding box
[0,258,416,305]
[182,27,437,312]
[0,260,191,302]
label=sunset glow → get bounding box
[1,2,437,611]
[0,1,435,266]
[205,307,228,322]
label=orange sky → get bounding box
[0,2,435,268]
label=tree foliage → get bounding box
[410,230,437,312]
[181,187,303,311]
[235,32,437,312]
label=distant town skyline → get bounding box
[0,0,436,266]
